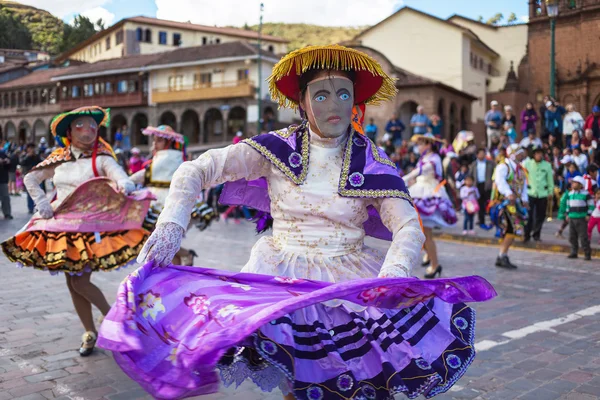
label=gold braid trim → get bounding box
[338,130,414,203]
[268,44,397,109]
[243,127,309,185]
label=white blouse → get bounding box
[158,129,425,280]
[24,146,132,208]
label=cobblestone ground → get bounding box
[0,200,599,400]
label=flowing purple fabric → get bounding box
[414,197,458,225]
[99,264,495,399]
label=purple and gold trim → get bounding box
[338,130,413,203]
[243,125,309,185]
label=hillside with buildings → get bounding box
[244,23,366,50]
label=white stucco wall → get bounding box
[70,21,286,64]
[450,17,528,92]
[462,37,494,122]
[358,9,465,91]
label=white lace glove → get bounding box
[137,222,185,267]
[36,200,54,219]
[117,179,135,195]
[378,265,409,278]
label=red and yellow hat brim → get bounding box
[268,44,397,109]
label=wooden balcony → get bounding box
[60,92,146,110]
[152,80,255,104]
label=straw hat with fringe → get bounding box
[268,44,397,110]
[410,133,444,144]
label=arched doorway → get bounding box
[131,113,149,145]
[33,119,46,140]
[181,110,200,144]
[399,101,418,140]
[5,121,16,142]
[437,98,446,138]
[228,106,246,137]
[18,121,30,144]
[449,103,457,141]
[110,114,127,145]
[159,111,177,130]
[460,106,468,132]
[203,108,223,143]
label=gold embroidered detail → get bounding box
[369,137,397,168]
[338,130,413,203]
[274,125,298,139]
[244,128,310,185]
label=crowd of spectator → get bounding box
[369,98,600,251]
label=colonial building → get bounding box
[0,67,75,143]
[352,7,528,135]
[0,41,286,153]
[350,46,477,143]
[56,16,289,64]
[524,0,600,115]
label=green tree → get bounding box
[60,15,100,53]
[486,13,504,25]
[477,15,484,22]
[96,19,105,30]
[0,5,33,49]
[507,12,518,24]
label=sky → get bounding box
[16,0,529,28]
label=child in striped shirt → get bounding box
[566,176,594,260]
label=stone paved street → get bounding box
[1,199,600,400]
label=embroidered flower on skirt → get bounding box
[454,316,469,330]
[446,354,462,369]
[306,386,324,400]
[274,276,303,284]
[357,286,389,303]
[336,374,354,391]
[139,291,166,321]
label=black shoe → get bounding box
[79,331,97,357]
[584,254,592,261]
[4,215,13,220]
[533,237,542,242]
[424,265,442,279]
[496,256,517,269]
[421,259,431,267]
[523,237,531,244]
[567,253,578,259]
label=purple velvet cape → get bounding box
[219,125,412,241]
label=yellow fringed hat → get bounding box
[268,44,397,109]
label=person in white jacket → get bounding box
[563,103,584,148]
[491,144,529,269]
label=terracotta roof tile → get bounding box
[0,61,28,75]
[148,41,278,66]
[0,67,77,89]
[55,52,164,78]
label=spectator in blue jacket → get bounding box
[385,112,405,147]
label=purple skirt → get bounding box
[98,263,495,400]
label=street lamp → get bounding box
[546,0,559,99]
[257,3,264,135]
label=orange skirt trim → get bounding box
[1,229,148,274]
